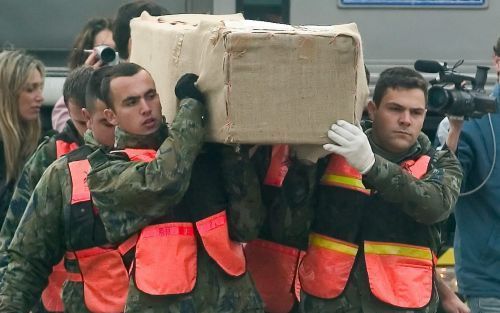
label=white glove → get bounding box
[323,120,375,174]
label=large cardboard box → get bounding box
[131,13,368,144]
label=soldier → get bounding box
[299,67,463,313]
[0,64,205,312]
[245,145,316,313]
[0,66,95,312]
[86,65,264,312]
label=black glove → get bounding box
[175,73,205,103]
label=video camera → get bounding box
[414,59,496,118]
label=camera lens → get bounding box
[99,47,116,64]
[428,86,450,113]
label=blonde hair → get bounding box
[0,50,44,182]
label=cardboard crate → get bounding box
[131,13,368,144]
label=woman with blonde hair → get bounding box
[0,50,44,221]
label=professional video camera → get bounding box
[414,59,496,118]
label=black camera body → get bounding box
[414,60,496,118]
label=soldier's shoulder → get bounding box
[33,134,58,154]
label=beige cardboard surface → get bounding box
[131,14,368,144]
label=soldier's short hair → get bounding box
[99,62,146,110]
[85,66,113,112]
[372,67,428,107]
[63,66,94,108]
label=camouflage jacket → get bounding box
[87,100,264,312]
[0,99,206,313]
[251,145,317,250]
[0,131,100,313]
[0,120,82,282]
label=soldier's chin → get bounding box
[387,139,413,154]
[142,122,160,135]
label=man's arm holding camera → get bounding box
[445,117,464,154]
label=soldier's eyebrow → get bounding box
[122,95,141,105]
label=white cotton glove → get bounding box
[323,120,375,174]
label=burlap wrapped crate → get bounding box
[130,13,368,144]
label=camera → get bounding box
[414,59,496,118]
[93,45,119,65]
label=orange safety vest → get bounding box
[63,148,156,312]
[245,145,303,313]
[191,147,246,279]
[133,147,246,296]
[299,153,433,309]
[245,239,304,313]
[40,139,79,313]
[126,146,198,296]
[55,139,79,159]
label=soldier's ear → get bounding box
[82,108,91,129]
[367,100,377,121]
[104,108,118,126]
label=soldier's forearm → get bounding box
[364,153,462,225]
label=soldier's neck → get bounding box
[113,124,169,150]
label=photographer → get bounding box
[51,17,115,132]
[445,37,500,313]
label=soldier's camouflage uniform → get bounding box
[0,100,205,313]
[300,124,463,313]
[251,146,316,251]
[0,120,83,282]
[248,146,317,313]
[87,101,264,312]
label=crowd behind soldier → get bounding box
[51,17,115,132]
[1,2,491,313]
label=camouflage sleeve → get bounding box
[363,149,463,225]
[0,163,65,312]
[219,145,265,242]
[0,138,57,280]
[87,98,205,243]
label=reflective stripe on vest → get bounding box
[245,239,303,313]
[55,140,79,159]
[364,241,433,309]
[299,233,358,299]
[263,144,290,187]
[320,154,370,195]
